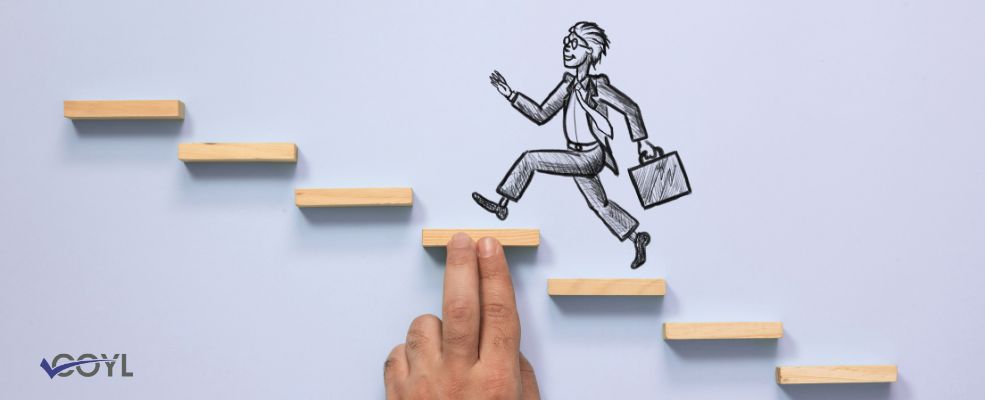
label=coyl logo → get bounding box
[39,354,134,379]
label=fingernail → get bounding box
[478,237,499,257]
[449,232,471,248]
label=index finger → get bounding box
[442,232,481,366]
[476,237,521,363]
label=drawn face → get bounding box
[563,33,591,68]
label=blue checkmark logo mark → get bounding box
[40,358,112,379]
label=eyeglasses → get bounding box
[563,35,588,51]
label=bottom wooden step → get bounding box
[776,365,898,384]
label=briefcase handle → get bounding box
[639,144,665,164]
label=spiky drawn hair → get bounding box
[569,21,610,67]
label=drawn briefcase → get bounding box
[628,147,692,209]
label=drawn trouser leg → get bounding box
[496,149,603,202]
[574,175,640,241]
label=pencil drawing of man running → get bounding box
[473,21,662,269]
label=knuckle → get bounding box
[405,314,439,351]
[407,380,439,399]
[445,299,475,323]
[489,326,516,349]
[384,345,404,378]
[442,377,468,398]
[406,330,430,351]
[482,302,514,321]
[443,326,473,347]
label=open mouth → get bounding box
[564,55,575,61]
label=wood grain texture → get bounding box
[295,188,413,207]
[421,229,540,247]
[663,322,784,340]
[64,100,184,119]
[547,279,666,296]
[178,143,297,163]
[776,365,898,385]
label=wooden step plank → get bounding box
[663,322,783,340]
[548,279,666,296]
[422,229,539,247]
[64,100,184,120]
[295,188,413,207]
[178,143,297,163]
[776,365,898,385]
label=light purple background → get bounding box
[1,0,983,398]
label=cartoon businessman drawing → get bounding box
[473,21,667,269]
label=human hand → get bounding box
[385,233,540,400]
[638,140,662,161]
[490,70,514,99]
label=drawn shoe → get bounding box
[630,231,650,269]
[471,192,508,221]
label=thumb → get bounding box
[519,353,541,400]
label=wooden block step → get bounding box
[776,365,898,384]
[547,279,666,296]
[663,322,783,340]
[295,188,413,207]
[178,143,297,163]
[64,100,184,120]
[422,229,539,247]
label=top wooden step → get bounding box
[64,100,184,120]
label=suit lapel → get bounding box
[588,75,617,174]
[585,77,599,108]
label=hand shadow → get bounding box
[551,295,663,316]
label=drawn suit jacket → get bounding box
[510,73,648,175]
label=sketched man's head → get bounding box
[563,22,610,69]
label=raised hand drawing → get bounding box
[473,21,690,270]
